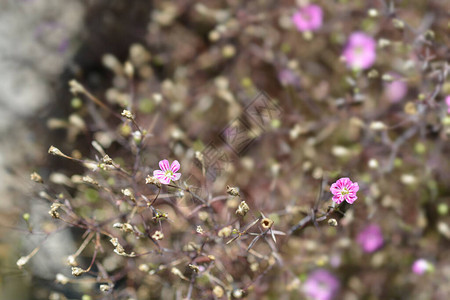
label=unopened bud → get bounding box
[124,61,134,78]
[16,256,30,269]
[392,19,404,29]
[22,213,30,222]
[100,284,111,292]
[30,172,43,183]
[328,218,338,227]
[56,273,70,285]
[48,146,64,157]
[369,121,387,131]
[69,80,86,95]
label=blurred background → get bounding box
[0,0,449,299]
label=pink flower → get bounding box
[357,224,384,253]
[153,159,181,185]
[445,95,450,114]
[330,177,359,204]
[303,269,340,300]
[412,259,432,275]
[292,5,323,32]
[384,73,408,103]
[343,32,376,70]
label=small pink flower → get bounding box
[384,73,408,103]
[412,259,432,275]
[357,224,384,253]
[303,269,340,300]
[330,177,359,204]
[445,95,450,114]
[343,32,376,70]
[292,4,323,32]
[153,159,181,185]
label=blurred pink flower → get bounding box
[412,259,431,275]
[303,269,340,300]
[153,159,181,185]
[278,69,300,87]
[446,95,450,114]
[343,32,376,70]
[384,74,408,103]
[357,224,384,253]
[292,5,323,32]
[330,177,359,204]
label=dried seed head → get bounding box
[196,225,204,235]
[152,231,164,240]
[226,185,240,196]
[102,155,113,165]
[30,172,43,183]
[145,175,162,188]
[82,176,98,186]
[113,223,134,233]
[49,203,62,219]
[188,264,200,273]
[213,286,224,298]
[261,218,274,230]
[68,80,86,95]
[236,201,249,217]
[71,267,86,276]
[121,109,134,120]
[218,226,232,238]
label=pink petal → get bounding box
[153,170,165,177]
[158,176,171,185]
[346,196,357,204]
[330,185,341,195]
[159,159,170,172]
[350,182,359,192]
[171,172,181,181]
[170,160,180,173]
[332,195,344,204]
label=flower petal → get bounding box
[170,160,180,173]
[158,176,171,185]
[153,170,165,177]
[171,172,181,181]
[159,159,170,172]
[332,195,344,204]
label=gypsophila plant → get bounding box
[17,0,450,299]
